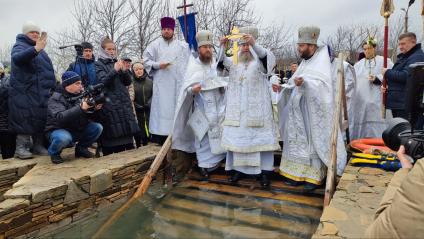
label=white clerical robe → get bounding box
[351,56,393,139]
[219,44,280,175]
[172,56,227,169]
[278,47,347,185]
[143,38,190,136]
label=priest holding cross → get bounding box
[218,26,280,188]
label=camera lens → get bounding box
[382,117,411,151]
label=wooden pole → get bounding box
[92,136,173,239]
[341,63,350,144]
[183,0,188,41]
[380,0,394,118]
[324,53,345,207]
[422,0,424,46]
[382,17,389,118]
[165,149,174,189]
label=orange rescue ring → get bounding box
[350,138,394,154]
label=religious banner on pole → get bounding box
[177,13,198,50]
[177,0,198,51]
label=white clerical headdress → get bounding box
[298,26,320,45]
[196,30,213,47]
[239,26,259,44]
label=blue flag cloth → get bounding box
[177,13,198,51]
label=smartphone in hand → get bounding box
[40,31,47,40]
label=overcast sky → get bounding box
[0,0,422,48]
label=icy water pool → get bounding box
[47,177,323,239]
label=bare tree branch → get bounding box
[259,22,292,58]
[128,0,164,58]
[91,0,134,54]
[0,44,13,66]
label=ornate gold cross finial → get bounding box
[381,0,395,18]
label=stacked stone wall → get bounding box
[0,146,161,239]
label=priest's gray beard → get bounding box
[239,52,253,63]
[199,54,212,64]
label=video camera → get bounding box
[383,118,424,162]
[70,83,110,113]
[382,62,424,161]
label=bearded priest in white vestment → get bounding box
[172,30,227,179]
[351,39,393,139]
[143,16,190,145]
[218,26,280,188]
[276,26,347,190]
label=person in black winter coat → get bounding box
[95,38,140,156]
[132,62,153,147]
[0,64,16,159]
[9,22,56,159]
[45,71,103,164]
[382,32,424,129]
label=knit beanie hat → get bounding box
[61,71,81,88]
[81,42,93,50]
[22,21,41,34]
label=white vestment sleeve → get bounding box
[142,43,160,75]
[252,44,267,58]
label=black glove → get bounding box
[372,76,382,86]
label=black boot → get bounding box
[229,171,243,183]
[283,177,303,186]
[75,146,94,158]
[260,172,271,188]
[198,167,209,179]
[51,154,64,164]
[304,182,319,191]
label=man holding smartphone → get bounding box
[9,21,56,159]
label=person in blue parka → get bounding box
[9,21,56,159]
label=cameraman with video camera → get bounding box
[67,42,97,87]
[366,118,424,238]
[45,71,103,164]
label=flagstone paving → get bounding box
[313,165,394,238]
